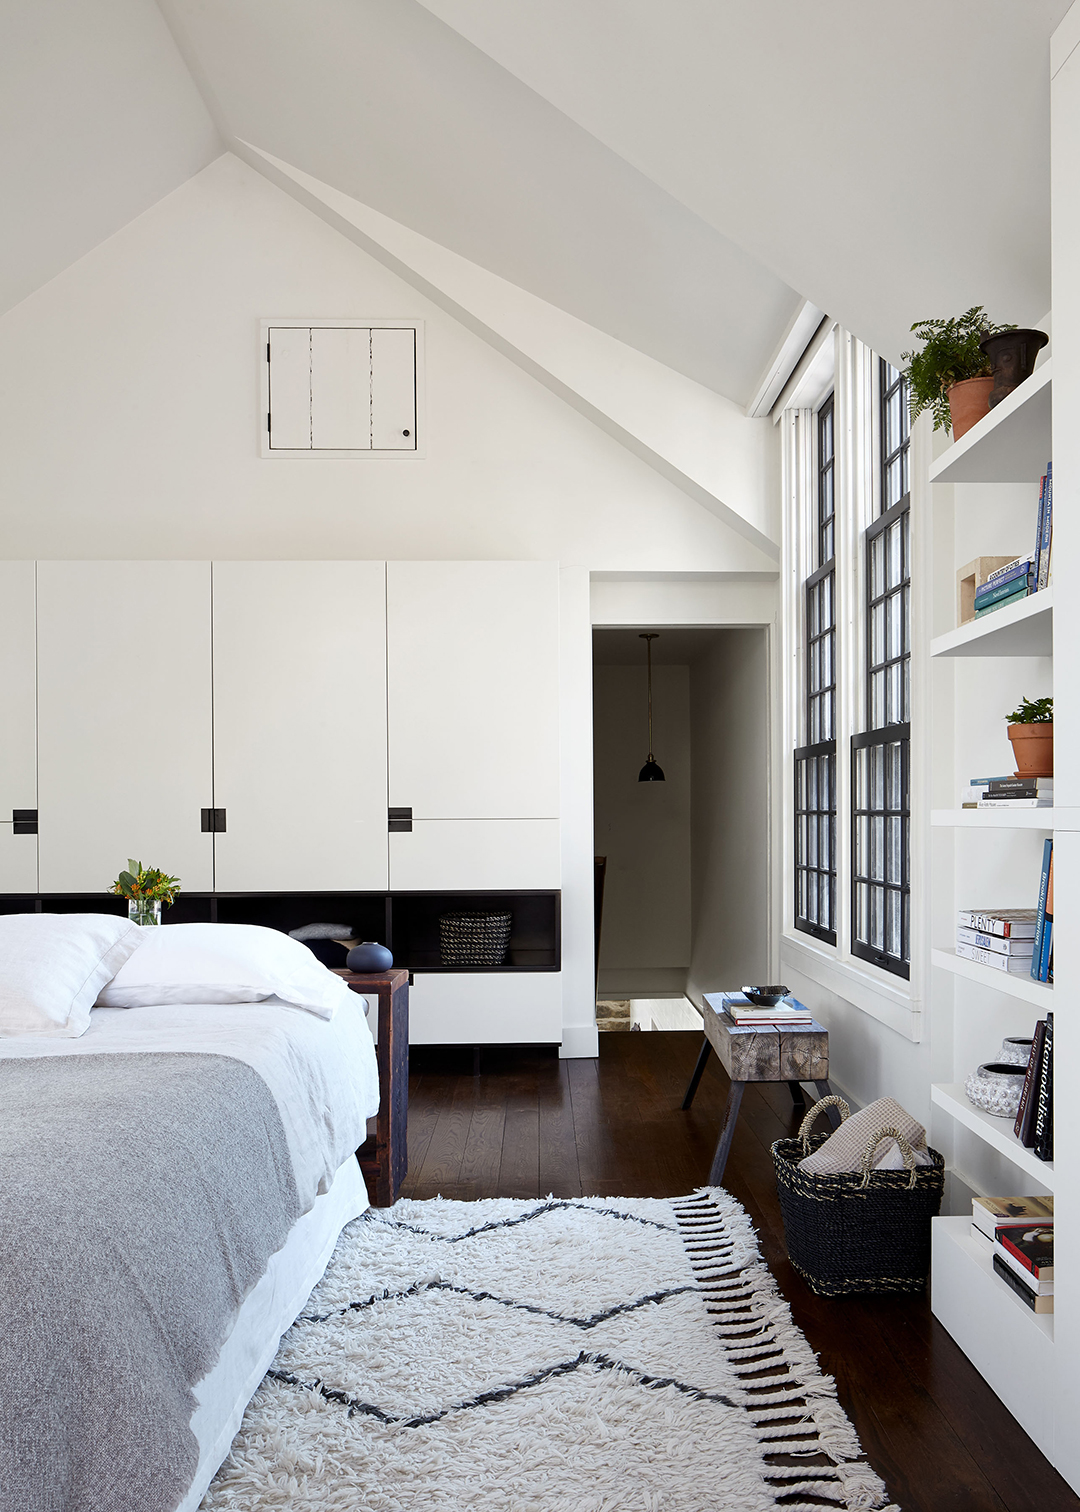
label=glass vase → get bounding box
[129,897,162,927]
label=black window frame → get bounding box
[794,396,838,945]
[851,723,910,978]
[880,359,910,517]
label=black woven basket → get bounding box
[772,1096,945,1297]
[438,910,512,966]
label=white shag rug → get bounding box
[202,1190,899,1512]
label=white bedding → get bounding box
[0,993,380,1206]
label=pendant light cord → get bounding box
[642,633,657,760]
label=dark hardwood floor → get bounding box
[400,1030,1077,1512]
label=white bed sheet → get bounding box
[0,993,380,1204]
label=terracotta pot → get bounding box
[1007,722,1053,778]
[979,329,1048,409]
[947,376,995,440]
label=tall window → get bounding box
[852,362,911,977]
[795,396,837,944]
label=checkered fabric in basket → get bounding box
[772,1096,945,1297]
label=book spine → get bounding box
[956,912,1020,936]
[987,779,1054,795]
[977,798,1053,808]
[1033,1012,1053,1162]
[1015,1018,1046,1142]
[1039,918,1053,983]
[955,927,1033,955]
[955,943,1027,971]
[1038,462,1053,592]
[1034,472,1048,586]
[993,1254,1041,1309]
[1031,838,1053,980]
[975,572,1036,607]
[986,554,1034,585]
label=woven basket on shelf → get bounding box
[438,910,512,966]
[772,1095,945,1297]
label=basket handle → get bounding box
[798,1095,850,1153]
[859,1126,918,1189]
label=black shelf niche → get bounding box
[0,889,561,973]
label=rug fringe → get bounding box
[673,1187,897,1512]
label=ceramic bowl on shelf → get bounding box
[998,1037,1034,1068]
[964,1062,1027,1119]
[741,985,790,1007]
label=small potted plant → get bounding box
[902,307,1016,440]
[1004,696,1053,778]
[111,859,181,925]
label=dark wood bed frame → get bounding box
[337,968,409,1207]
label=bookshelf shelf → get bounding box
[930,808,1054,830]
[930,586,1053,659]
[931,1083,1055,1190]
[932,946,1053,1005]
[928,360,1052,485]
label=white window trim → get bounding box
[780,326,922,1042]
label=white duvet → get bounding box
[0,994,380,1207]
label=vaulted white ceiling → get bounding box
[3,0,1072,404]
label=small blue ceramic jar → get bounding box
[347,941,394,972]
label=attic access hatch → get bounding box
[261,319,422,456]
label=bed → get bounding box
[0,918,381,1512]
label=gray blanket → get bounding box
[0,1052,302,1512]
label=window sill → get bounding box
[780,932,921,1042]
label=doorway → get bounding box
[592,627,770,1028]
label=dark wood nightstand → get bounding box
[336,968,409,1206]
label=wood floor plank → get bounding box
[538,1059,582,1196]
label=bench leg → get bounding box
[707,1080,745,1186]
[787,1080,807,1110]
[681,1037,713,1109]
[814,1079,843,1129]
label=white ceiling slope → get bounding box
[0,0,220,317]
[418,0,1071,364]
[155,0,802,404]
[242,142,781,562]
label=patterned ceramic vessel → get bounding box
[964,1062,1027,1119]
[998,1037,1034,1068]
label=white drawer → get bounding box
[390,818,560,890]
[408,971,562,1044]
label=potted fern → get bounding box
[902,307,1016,440]
[1005,696,1053,778]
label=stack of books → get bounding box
[971,1196,1054,1314]
[965,776,1053,809]
[710,991,812,1026]
[973,555,1035,618]
[1015,1012,1054,1161]
[955,908,1037,973]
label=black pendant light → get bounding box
[637,633,665,781]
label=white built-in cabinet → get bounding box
[1,559,560,901]
[36,562,216,893]
[0,563,38,892]
[211,561,389,892]
[386,560,561,890]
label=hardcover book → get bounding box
[956,909,1037,939]
[985,554,1034,586]
[974,585,1030,618]
[955,927,1033,957]
[998,1224,1054,1282]
[1033,1012,1053,1162]
[954,942,1035,973]
[974,573,1035,609]
[993,1254,1054,1312]
[1015,1019,1047,1147]
[1037,462,1053,592]
[1031,839,1053,981]
[972,1195,1053,1240]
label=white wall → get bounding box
[686,630,771,1005]
[593,664,691,996]
[0,151,780,1055]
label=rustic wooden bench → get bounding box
[682,992,838,1184]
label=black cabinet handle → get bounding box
[201,808,227,833]
[402,429,410,437]
[12,809,37,835]
[389,807,412,833]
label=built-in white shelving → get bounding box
[931,1084,1055,1189]
[930,586,1053,659]
[928,360,1052,485]
[932,946,1053,1006]
[931,808,1054,829]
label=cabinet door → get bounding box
[0,562,38,891]
[386,561,560,819]
[37,563,214,892]
[371,328,416,450]
[212,561,388,891]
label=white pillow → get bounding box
[0,913,145,1038]
[95,922,352,1019]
